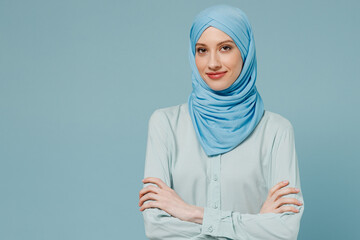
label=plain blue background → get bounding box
[1,0,359,239]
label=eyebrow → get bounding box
[195,40,235,46]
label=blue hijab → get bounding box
[188,4,265,157]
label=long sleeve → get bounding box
[200,123,305,240]
[142,109,211,240]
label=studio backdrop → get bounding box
[1,0,359,239]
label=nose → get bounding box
[208,52,221,70]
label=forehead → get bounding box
[196,26,233,44]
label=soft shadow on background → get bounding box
[1,0,359,239]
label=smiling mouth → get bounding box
[206,71,227,80]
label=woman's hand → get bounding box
[139,177,204,224]
[260,180,303,214]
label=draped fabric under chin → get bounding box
[187,4,265,157]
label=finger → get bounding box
[139,200,161,212]
[276,205,299,213]
[142,177,169,189]
[139,185,160,199]
[139,193,159,207]
[139,186,158,199]
[268,180,289,198]
[273,187,300,201]
[274,197,303,209]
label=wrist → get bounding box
[187,205,204,224]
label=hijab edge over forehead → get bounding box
[190,4,251,61]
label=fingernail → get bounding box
[295,188,300,192]
[282,180,288,184]
[299,201,303,205]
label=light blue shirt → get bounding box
[142,102,304,239]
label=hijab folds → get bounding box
[188,4,265,157]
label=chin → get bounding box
[205,81,231,91]
[209,85,229,91]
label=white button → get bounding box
[208,226,213,232]
[213,175,218,181]
[213,202,218,209]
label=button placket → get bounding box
[212,155,221,210]
[213,174,218,181]
[206,154,222,235]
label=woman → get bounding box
[138,4,304,240]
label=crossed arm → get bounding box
[139,177,302,223]
[139,178,303,239]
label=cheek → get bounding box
[226,54,243,75]
[195,57,205,73]
[234,61,243,75]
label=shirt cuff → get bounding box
[200,207,247,238]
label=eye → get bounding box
[221,45,232,51]
[196,48,206,54]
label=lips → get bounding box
[206,71,227,80]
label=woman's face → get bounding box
[195,26,243,91]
